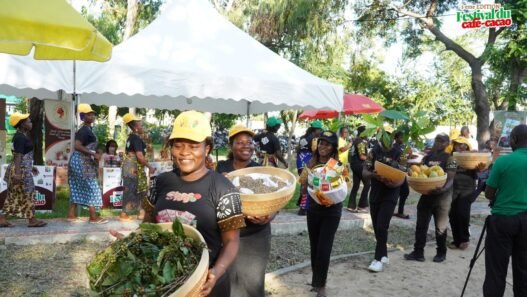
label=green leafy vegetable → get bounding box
[87,219,204,297]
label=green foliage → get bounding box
[144,123,169,145]
[361,110,434,149]
[14,98,29,113]
[93,124,109,148]
[82,0,164,45]
[117,125,128,149]
[211,113,239,130]
[87,220,204,296]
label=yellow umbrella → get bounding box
[0,0,112,62]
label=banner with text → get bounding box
[44,100,72,167]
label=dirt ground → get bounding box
[266,231,515,297]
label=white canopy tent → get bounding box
[0,0,343,114]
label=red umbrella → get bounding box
[299,94,383,120]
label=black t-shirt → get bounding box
[366,143,404,202]
[75,125,96,146]
[349,138,368,169]
[254,132,281,154]
[297,134,313,152]
[153,170,245,265]
[125,133,146,154]
[454,166,477,190]
[422,151,457,171]
[12,132,33,155]
[216,159,266,237]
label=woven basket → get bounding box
[374,161,406,184]
[226,167,296,217]
[156,223,209,297]
[407,175,447,195]
[453,152,492,170]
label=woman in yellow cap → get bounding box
[216,124,275,297]
[120,113,155,222]
[67,104,107,224]
[0,113,47,228]
[149,111,245,297]
[448,137,486,250]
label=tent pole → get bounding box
[246,102,250,127]
[71,60,81,217]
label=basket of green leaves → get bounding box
[87,220,208,297]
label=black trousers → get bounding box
[370,187,398,261]
[307,210,341,288]
[413,190,452,255]
[397,179,410,214]
[449,187,474,245]
[348,165,370,209]
[483,213,527,297]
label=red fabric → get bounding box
[299,94,383,119]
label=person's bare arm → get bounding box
[200,229,240,296]
[485,185,497,201]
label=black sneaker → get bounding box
[404,251,425,262]
[297,209,307,216]
[433,254,446,263]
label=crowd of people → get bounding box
[1,106,526,297]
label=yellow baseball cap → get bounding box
[453,136,472,151]
[78,103,95,114]
[169,111,212,142]
[123,113,140,124]
[228,124,255,140]
[9,113,29,127]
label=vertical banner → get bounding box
[492,111,527,158]
[0,98,6,164]
[0,165,55,211]
[102,167,124,209]
[44,100,72,167]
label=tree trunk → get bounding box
[286,110,298,169]
[470,63,491,148]
[29,98,45,165]
[108,105,118,139]
[507,61,527,111]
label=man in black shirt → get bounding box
[254,116,288,168]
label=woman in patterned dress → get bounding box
[151,111,245,297]
[0,113,46,228]
[67,104,107,224]
[120,113,155,221]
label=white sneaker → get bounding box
[381,256,389,265]
[368,260,383,272]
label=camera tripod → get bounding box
[460,215,489,297]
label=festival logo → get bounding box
[457,3,512,29]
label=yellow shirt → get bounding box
[338,137,349,165]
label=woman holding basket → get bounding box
[150,111,245,297]
[216,124,276,297]
[298,131,344,297]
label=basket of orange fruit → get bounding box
[407,164,447,195]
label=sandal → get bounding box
[394,213,410,219]
[356,208,369,213]
[28,221,47,228]
[345,208,357,213]
[0,222,14,228]
[89,218,109,224]
[119,216,135,222]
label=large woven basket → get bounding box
[374,161,406,184]
[407,175,447,195]
[453,152,492,170]
[226,167,296,217]
[156,223,209,297]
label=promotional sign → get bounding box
[492,111,527,159]
[0,165,56,211]
[102,167,124,209]
[44,100,72,167]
